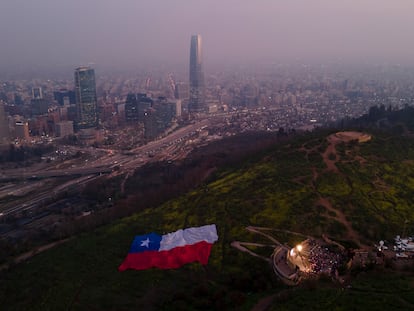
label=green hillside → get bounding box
[1,130,414,310]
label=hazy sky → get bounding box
[1,0,413,72]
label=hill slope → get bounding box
[1,129,414,310]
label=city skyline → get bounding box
[1,2,414,308]
[1,1,414,73]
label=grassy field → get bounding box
[271,272,414,311]
[1,129,414,310]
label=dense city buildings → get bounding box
[0,63,414,146]
[189,34,205,113]
[123,94,181,140]
[125,93,153,123]
[74,66,98,131]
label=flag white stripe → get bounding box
[159,224,218,251]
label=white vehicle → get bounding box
[396,252,409,259]
[395,236,414,252]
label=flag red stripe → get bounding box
[118,241,213,271]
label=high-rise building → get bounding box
[31,98,49,116]
[14,121,30,140]
[124,93,138,122]
[32,87,43,99]
[74,66,98,130]
[54,89,76,106]
[0,101,10,145]
[14,94,24,106]
[55,121,74,138]
[189,34,205,113]
[124,93,153,123]
[154,97,179,127]
[143,107,159,140]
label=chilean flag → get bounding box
[118,224,218,271]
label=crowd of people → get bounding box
[306,239,346,275]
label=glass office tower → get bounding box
[189,34,205,113]
[74,66,98,130]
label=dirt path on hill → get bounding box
[315,197,366,247]
[248,134,373,310]
[120,171,131,195]
[0,238,71,272]
[251,289,296,311]
[251,294,278,311]
[321,135,340,173]
[320,137,366,247]
[312,134,369,249]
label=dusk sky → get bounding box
[1,0,413,72]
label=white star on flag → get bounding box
[140,238,150,248]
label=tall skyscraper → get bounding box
[74,66,98,130]
[0,101,10,145]
[189,34,205,113]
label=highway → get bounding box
[0,118,214,219]
[0,167,112,181]
[0,175,97,218]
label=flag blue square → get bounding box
[129,233,162,253]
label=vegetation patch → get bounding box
[2,128,414,310]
